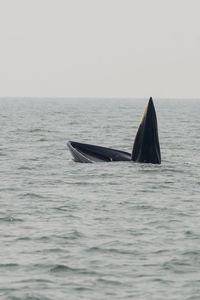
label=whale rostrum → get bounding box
[67,97,161,164]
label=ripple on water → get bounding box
[10,294,52,300]
[19,193,45,199]
[0,152,6,156]
[50,264,76,273]
[162,258,196,274]
[86,246,140,256]
[17,166,33,170]
[0,263,19,268]
[50,265,101,278]
[0,216,24,223]
[57,230,84,240]
[97,277,125,286]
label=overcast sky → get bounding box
[0,0,200,98]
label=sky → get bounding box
[0,0,200,98]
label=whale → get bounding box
[67,97,161,164]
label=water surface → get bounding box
[0,98,200,299]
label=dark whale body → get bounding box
[67,97,161,164]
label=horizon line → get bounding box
[0,96,200,100]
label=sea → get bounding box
[0,98,200,300]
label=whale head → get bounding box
[131,97,161,164]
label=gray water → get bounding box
[0,98,200,300]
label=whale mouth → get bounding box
[67,97,161,164]
[67,141,94,163]
[67,141,131,163]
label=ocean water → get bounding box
[0,98,200,300]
